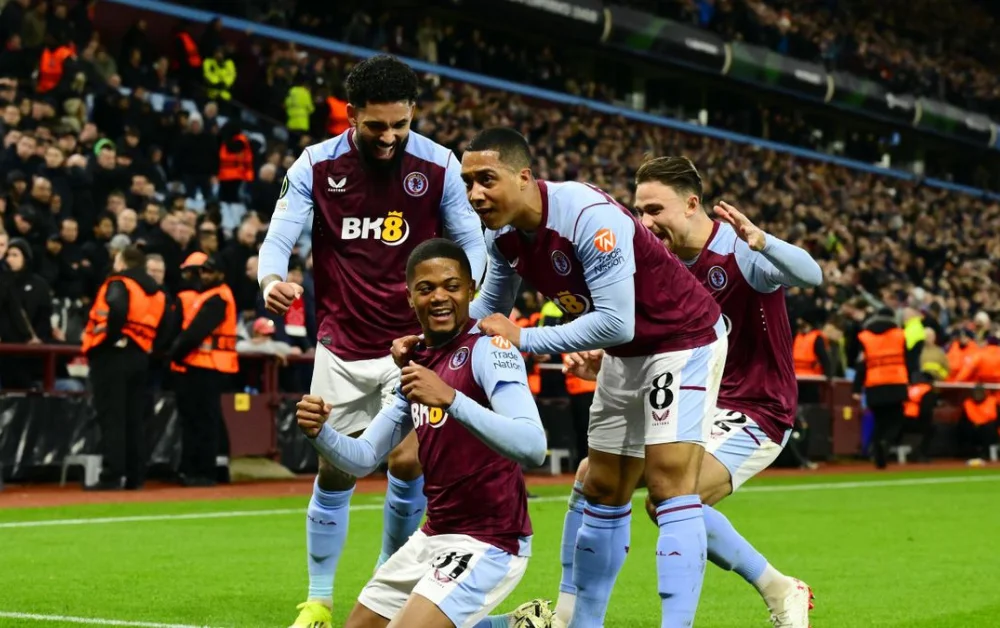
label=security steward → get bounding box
[902,372,937,462]
[169,254,237,487]
[793,317,833,404]
[81,246,167,490]
[853,307,920,469]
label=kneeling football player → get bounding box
[297,238,547,628]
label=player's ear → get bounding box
[686,194,700,216]
[405,287,414,310]
[346,103,358,128]
[518,167,532,188]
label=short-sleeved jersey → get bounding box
[685,221,797,442]
[273,130,481,361]
[488,180,720,357]
[409,324,533,555]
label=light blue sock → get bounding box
[306,480,354,601]
[378,473,426,566]
[559,481,586,596]
[569,501,631,628]
[704,504,767,583]
[654,494,706,628]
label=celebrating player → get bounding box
[556,156,821,628]
[459,128,727,628]
[297,239,545,628]
[258,55,487,628]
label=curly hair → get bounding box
[345,55,419,108]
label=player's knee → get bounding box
[644,443,703,503]
[574,457,589,483]
[581,464,633,506]
[317,457,358,492]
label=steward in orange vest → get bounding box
[946,329,980,382]
[793,326,830,377]
[168,254,236,487]
[901,373,937,462]
[80,246,167,490]
[960,384,999,461]
[326,95,350,136]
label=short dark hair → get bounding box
[635,156,703,202]
[406,238,472,284]
[119,245,145,270]
[344,55,419,108]
[466,127,532,170]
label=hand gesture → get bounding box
[401,362,456,408]
[296,394,331,439]
[562,350,604,381]
[714,201,767,252]
[391,335,422,368]
[264,281,304,315]
[478,313,521,349]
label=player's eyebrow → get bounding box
[636,202,663,213]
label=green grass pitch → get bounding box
[1,469,998,627]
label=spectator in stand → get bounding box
[220,217,260,313]
[116,208,138,241]
[202,46,236,105]
[959,384,999,465]
[174,114,216,202]
[236,316,300,365]
[5,237,52,342]
[249,162,280,223]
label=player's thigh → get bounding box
[582,448,645,506]
[703,409,789,505]
[412,535,529,628]
[344,603,391,628]
[588,353,646,460]
[387,595,455,628]
[358,530,433,622]
[311,347,392,435]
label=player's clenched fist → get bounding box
[401,362,456,408]
[296,395,331,439]
[391,335,422,368]
[477,313,521,348]
[563,349,605,381]
[263,280,304,315]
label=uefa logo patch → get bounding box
[551,250,572,276]
[449,346,470,370]
[708,265,728,290]
[404,172,429,197]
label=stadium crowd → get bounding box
[0,3,997,395]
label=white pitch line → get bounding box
[1,474,997,530]
[0,611,223,627]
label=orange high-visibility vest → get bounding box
[37,43,76,93]
[947,341,980,382]
[793,330,825,376]
[858,328,908,388]
[955,345,1000,385]
[963,396,998,427]
[177,284,238,373]
[81,275,165,354]
[176,32,202,68]
[326,97,350,136]
[903,383,932,419]
[563,354,597,395]
[218,134,254,183]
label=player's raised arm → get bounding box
[301,390,413,478]
[444,335,547,466]
[518,207,637,354]
[258,150,313,314]
[716,201,822,292]
[441,154,488,283]
[469,234,522,320]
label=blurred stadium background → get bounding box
[0,0,999,626]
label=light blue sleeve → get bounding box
[258,150,314,283]
[311,391,412,477]
[575,204,637,290]
[519,279,635,354]
[441,155,488,283]
[734,234,824,293]
[469,233,522,320]
[444,337,546,467]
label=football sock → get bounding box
[655,495,706,628]
[306,480,353,601]
[378,473,426,567]
[555,481,586,623]
[570,501,631,627]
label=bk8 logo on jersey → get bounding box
[411,402,450,429]
[341,211,410,246]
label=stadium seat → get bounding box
[60,455,103,488]
[989,444,999,463]
[546,448,571,475]
[890,445,913,465]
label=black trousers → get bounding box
[89,345,150,486]
[957,419,999,459]
[176,367,230,480]
[870,401,905,469]
[569,392,595,467]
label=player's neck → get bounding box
[424,321,468,348]
[511,180,543,232]
[674,215,715,261]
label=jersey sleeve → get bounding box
[573,205,637,291]
[441,154,488,283]
[312,390,412,477]
[469,232,522,320]
[734,234,823,293]
[258,149,314,282]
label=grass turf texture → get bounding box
[1,469,998,627]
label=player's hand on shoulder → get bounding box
[713,201,766,252]
[391,335,422,368]
[296,394,331,439]
[401,361,456,408]
[563,350,604,381]
[478,313,521,349]
[263,280,304,315]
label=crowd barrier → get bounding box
[0,344,995,482]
